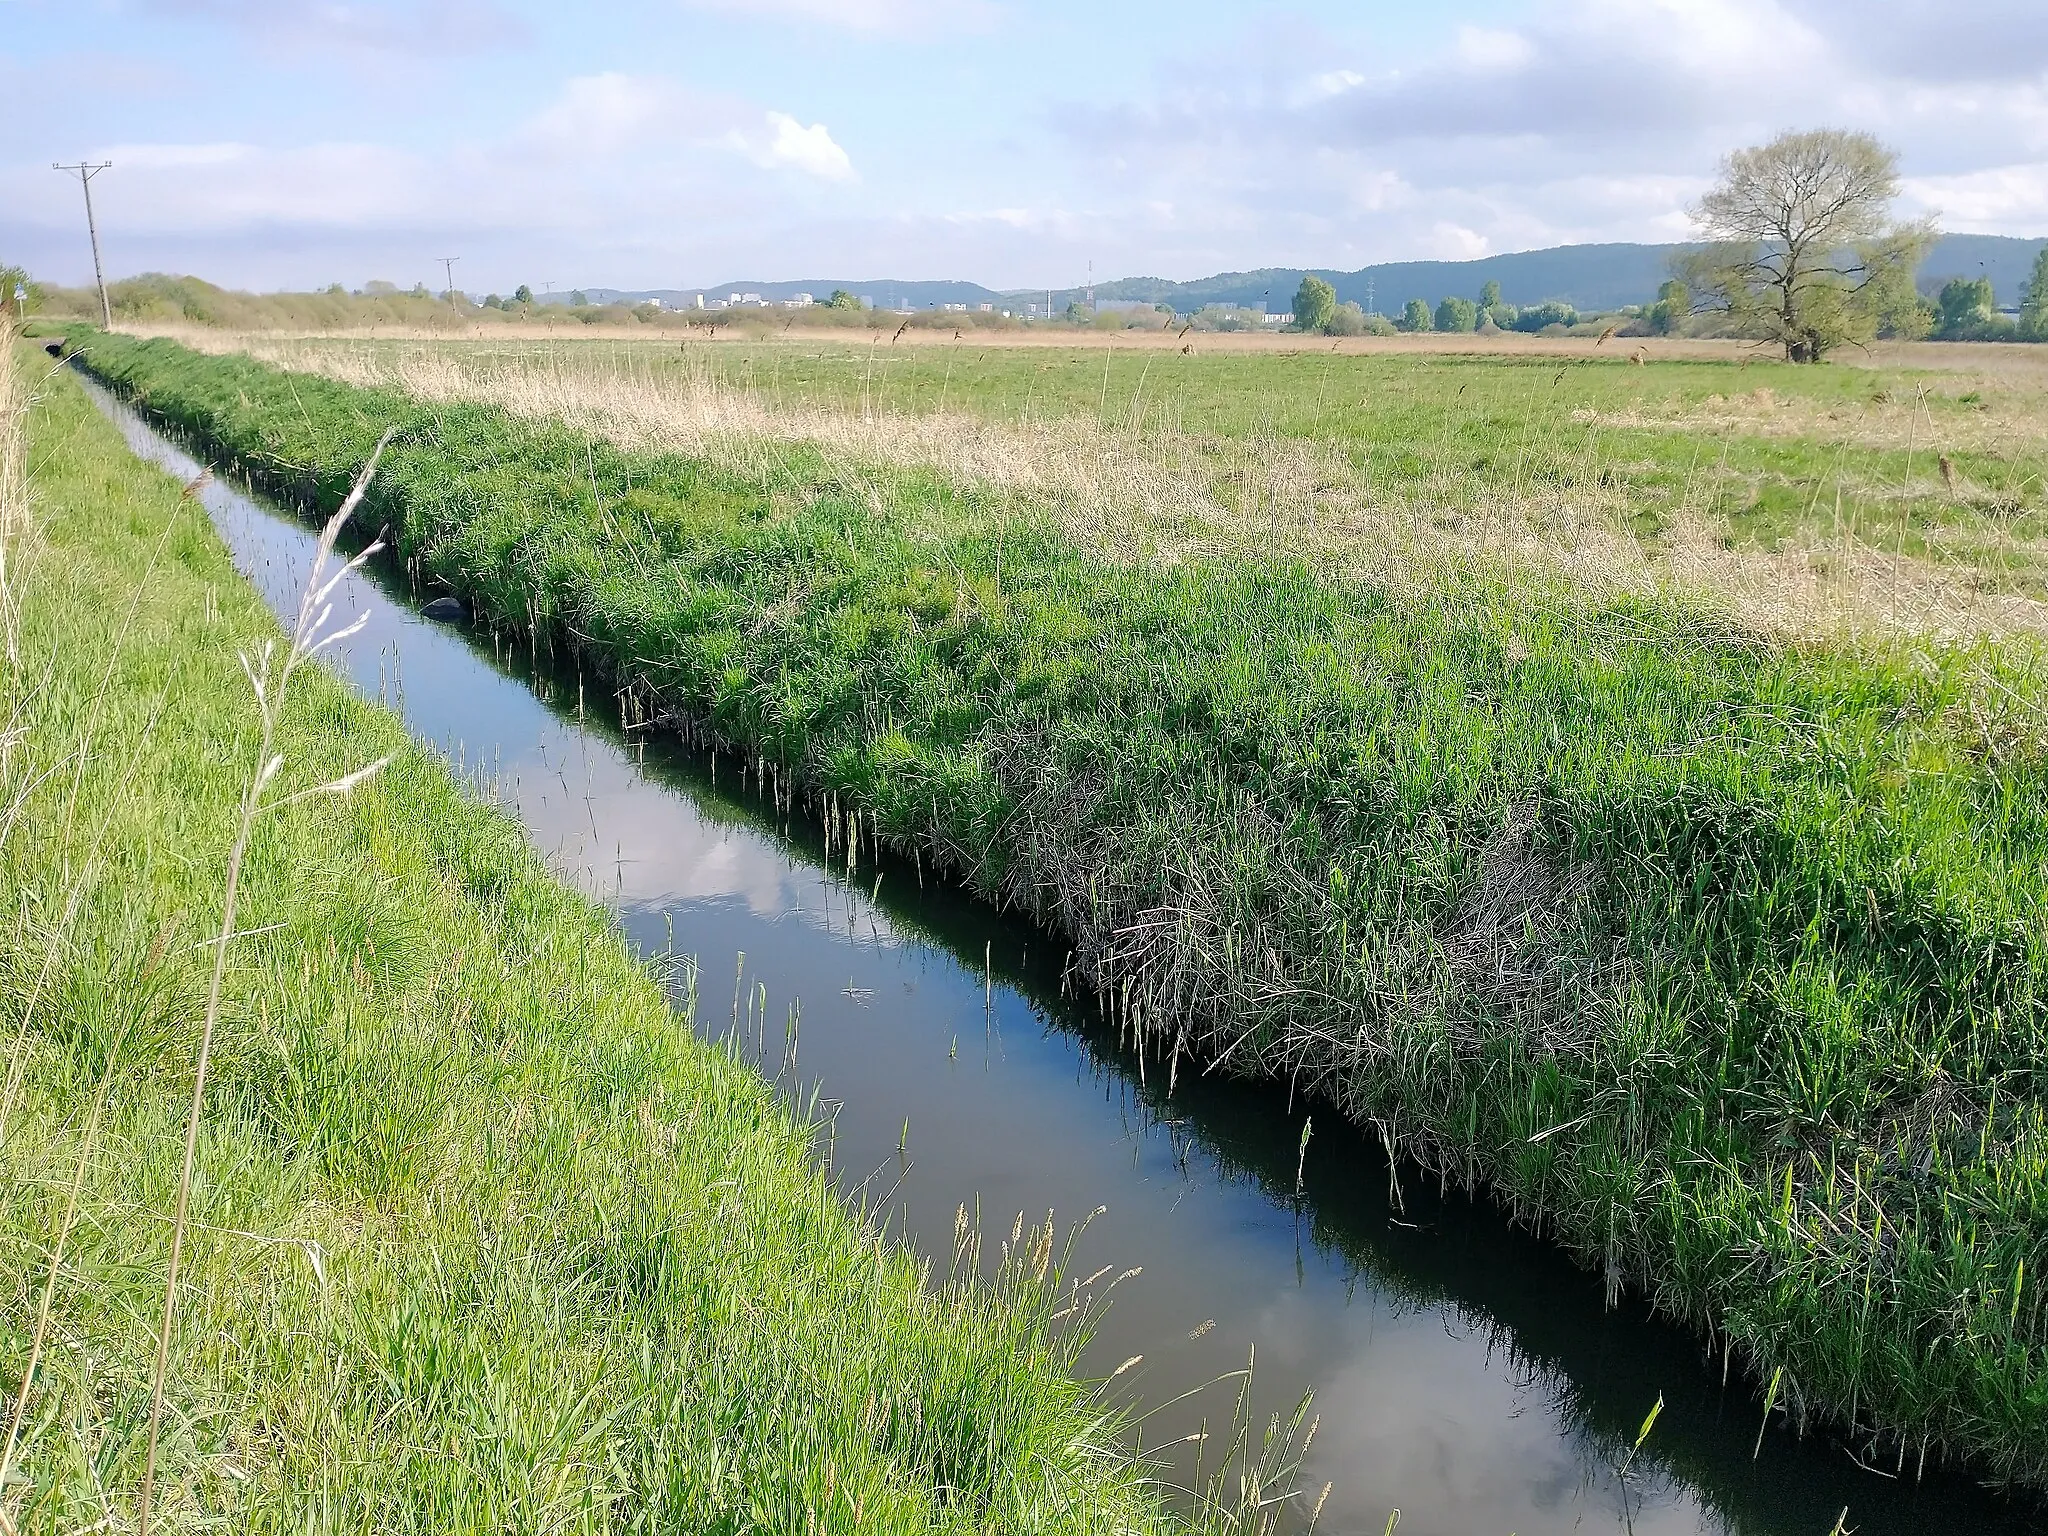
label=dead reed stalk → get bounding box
[0,320,33,667]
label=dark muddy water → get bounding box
[86,377,2040,1536]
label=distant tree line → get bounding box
[1924,250,2048,341]
[1290,272,1590,338]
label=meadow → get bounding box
[56,324,2048,1494]
[146,327,2048,633]
[0,339,1219,1532]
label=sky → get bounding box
[2,0,2045,295]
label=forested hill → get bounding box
[1081,234,2047,315]
[569,234,2043,316]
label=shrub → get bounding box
[1934,277,1997,339]
[1511,300,1578,333]
[1292,275,1337,333]
[1324,301,1367,336]
[1434,296,1478,333]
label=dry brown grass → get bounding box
[132,327,2048,645]
[121,317,2048,374]
[1575,384,2048,462]
[0,326,36,666]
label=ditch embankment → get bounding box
[0,339,1188,1531]
[62,327,2048,1491]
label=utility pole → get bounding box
[52,161,113,328]
[439,255,460,303]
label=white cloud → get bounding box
[1049,0,2048,270]
[1293,69,1366,107]
[1904,162,2048,228]
[12,0,2048,293]
[1427,222,1493,259]
[76,141,435,230]
[1453,25,1533,72]
[736,113,857,180]
[3,73,856,249]
[523,73,684,154]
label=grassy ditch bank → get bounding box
[0,344,1199,1531]
[66,329,2048,1489]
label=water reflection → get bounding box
[86,376,2039,1536]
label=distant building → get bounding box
[692,294,705,309]
[786,293,814,307]
[941,302,969,312]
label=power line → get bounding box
[52,161,113,329]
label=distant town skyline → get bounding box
[3,0,2045,294]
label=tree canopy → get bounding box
[1511,300,1576,333]
[2022,248,2048,340]
[1292,274,1336,332]
[0,265,39,317]
[826,289,861,310]
[1935,277,1997,339]
[1677,128,1930,363]
[1434,296,1478,333]
[1646,279,1690,335]
[1324,301,1366,336]
[1399,298,1432,333]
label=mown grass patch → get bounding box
[65,329,2048,1490]
[0,342,1194,1532]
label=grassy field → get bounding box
[59,327,2048,1493]
[147,328,2048,635]
[0,339,1217,1532]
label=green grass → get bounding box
[369,334,2048,565]
[0,346,1199,1532]
[61,329,2048,1490]
[196,329,2048,602]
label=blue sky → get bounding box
[3,0,2045,294]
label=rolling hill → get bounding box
[559,234,2044,317]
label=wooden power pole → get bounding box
[52,161,113,328]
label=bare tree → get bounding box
[1678,129,1931,363]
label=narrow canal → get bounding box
[83,375,2040,1536]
